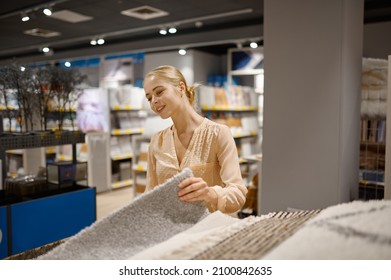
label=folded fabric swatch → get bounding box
[38,168,209,260]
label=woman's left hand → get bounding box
[178,177,216,203]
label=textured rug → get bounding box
[263,200,391,259]
[38,168,209,260]
[189,210,320,260]
[129,210,246,259]
[130,210,320,260]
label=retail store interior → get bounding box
[1,0,391,260]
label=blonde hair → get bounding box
[144,65,198,106]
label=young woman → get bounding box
[143,65,247,214]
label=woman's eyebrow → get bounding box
[146,85,164,96]
[152,85,164,91]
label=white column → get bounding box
[87,132,111,193]
[260,0,364,213]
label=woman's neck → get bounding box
[171,109,203,135]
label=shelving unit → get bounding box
[131,134,150,195]
[227,47,264,95]
[0,131,96,258]
[226,47,264,216]
[1,88,82,177]
[0,131,85,186]
[359,118,386,199]
[200,104,259,158]
[359,57,388,200]
[108,86,146,190]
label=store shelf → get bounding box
[230,69,264,76]
[111,179,133,189]
[111,105,143,111]
[108,86,147,191]
[0,131,85,150]
[133,164,147,172]
[201,105,258,111]
[111,154,133,161]
[6,150,23,155]
[0,105,19,110]
[232,130,258,139]
[48,108,77,112]
[111,128,144,136]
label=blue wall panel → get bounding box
[10,187,96,255]
[0,206,8,259]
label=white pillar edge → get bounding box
[384,55,391,199]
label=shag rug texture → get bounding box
[263,199,391,259]
[38,168,210,260]
[129,211,259,259]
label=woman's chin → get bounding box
[159,114,170,119]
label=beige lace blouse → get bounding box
[146,117,247,213]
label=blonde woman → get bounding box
[143,65,247,214]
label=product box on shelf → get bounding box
[4,175,47,196]
[47,161,88,187]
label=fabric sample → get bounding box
[38,168,209,260]
[263,200,391,259]
[129,211,244,259]
[131,210,320,260]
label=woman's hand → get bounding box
[178,177,217,203]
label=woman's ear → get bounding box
[178,81,186,94]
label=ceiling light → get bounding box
[43,8,52,16]
[41,47,53,56]
[64,61,71,67]
[168,27,177,34]
[90,39,97,45]
[21,14,30,22]
[195,21,203,28]
[250,42,258,49]
[97,38,105,45]
[159,28,167,35]
[178,49,186,55]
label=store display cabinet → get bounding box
[0,131,96,259]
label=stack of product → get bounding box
[361,57,388,119]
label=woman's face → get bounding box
[144,75,183,119]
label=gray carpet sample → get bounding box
[38,168,210,259]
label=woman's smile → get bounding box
[155,105,165,113]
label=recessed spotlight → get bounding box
[178,49,186,55]
[43,8,52,16]
[195,21,203,28]
[64,61,71,67]
[97,38,105,45]
[21,14,30,22]
[159,28,167,35]
[168,27,177,34]
[42,47,50,53]
[90,39,97,45]
[250,42,258,49]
